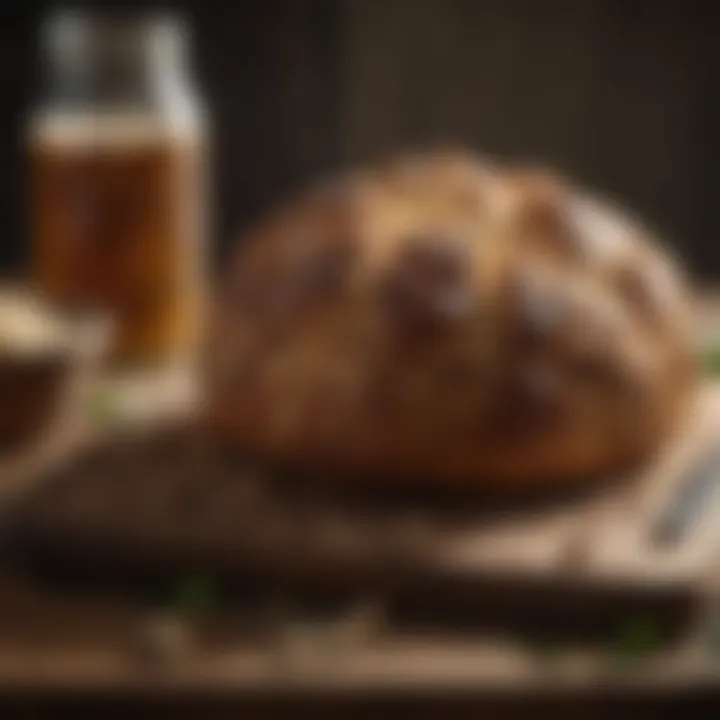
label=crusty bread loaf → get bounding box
[204,151,698,491]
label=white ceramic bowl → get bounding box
[0,289,110,449]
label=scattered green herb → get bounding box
[170,574,218,617]
[529,637,563,667]
[86,388,124,427]
[608,616,661,667]
[703,343,720,377]
[701,617,720,659]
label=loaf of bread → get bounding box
[204,152,698,491]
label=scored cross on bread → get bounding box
[204,151,698,491]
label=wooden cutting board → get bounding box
[1,368,719,641]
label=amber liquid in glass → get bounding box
[30,117,205,364]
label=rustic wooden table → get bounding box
[0,301,719,715]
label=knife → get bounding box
[651,444,720,548]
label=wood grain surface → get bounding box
[0,301,719,697]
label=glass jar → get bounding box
[27,11,209,366]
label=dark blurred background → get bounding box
[0,0,717,276]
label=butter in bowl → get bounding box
[0,289,110,450]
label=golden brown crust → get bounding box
[204,151,698,491]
